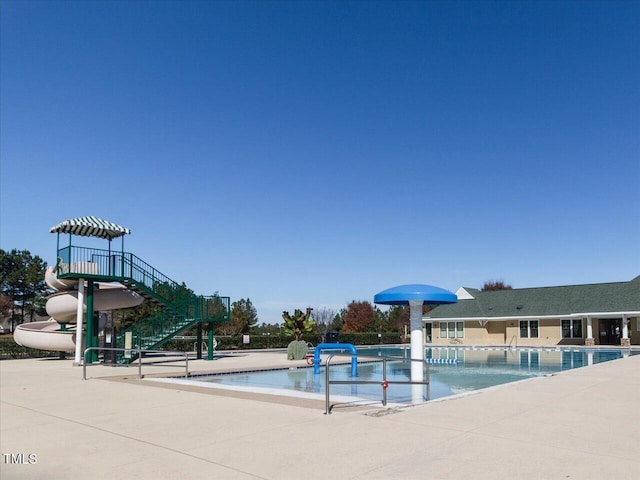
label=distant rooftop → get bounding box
[427,276,640,319]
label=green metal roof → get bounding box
[428,276,640,319]
[50,216,131,240]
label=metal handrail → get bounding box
[56,246,231,319]
[57,246,178,293]
[82,347,189,380]
[57,245,229,353]
[324,352,431,415]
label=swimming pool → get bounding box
[150,346,638,405]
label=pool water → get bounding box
[174,347,638,405]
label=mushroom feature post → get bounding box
[374,284,457,402]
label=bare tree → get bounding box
[311,306,337,339]
[481,280,513,291]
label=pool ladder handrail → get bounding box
[323,352,431,415]
[82,346,189,380]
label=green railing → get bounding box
[117,310,192,352]
[117,294,231,352]
[55,245,230,355]
[56,245,182,305]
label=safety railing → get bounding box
[82,347,189,380]
[57,245,181,303]
[116,311,192,352]
[57,244,229,354]
[116,296,229,353]
[57,246,230,317]
[324,353,431,415]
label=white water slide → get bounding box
[13,267,143,353]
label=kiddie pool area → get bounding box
[146,346,639,407]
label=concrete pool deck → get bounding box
[1,350,639,479]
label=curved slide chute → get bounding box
[13,319,79,353]
[13,267,143,353]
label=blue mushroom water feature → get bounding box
[374,284,457,402]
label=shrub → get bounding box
[0,337,61,360]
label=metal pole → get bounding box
[196,323,203,360]
[74,279,85,364]
[325,354,332,414]
[426,361,430,400]
[207,323,214,361]
[382,358,388,407]
[138,349,142,379]
[85,280,95,363]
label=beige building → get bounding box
[425,276,640,347]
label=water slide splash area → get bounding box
[13,268,143,353]
[13,216,230,363]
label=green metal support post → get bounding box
[196,323,203,360]
[207,322,214,361]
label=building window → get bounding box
[440,321,464,339]
[562,319,583,338]
[520,320,539,338]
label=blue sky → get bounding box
[1,0,639,324]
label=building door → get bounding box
[598,319,621,345]
[425,323,432,343]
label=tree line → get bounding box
[0,249,48,332]
[0,247,511,337]
[235,301,418,338]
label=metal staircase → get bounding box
[116,290,229,354]
[55,245,230,358]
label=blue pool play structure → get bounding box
[310,285,458,400]
[374,284,457,402]
[312,343,358,377]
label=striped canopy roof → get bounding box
[50,216,131,240]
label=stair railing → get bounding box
[56,244,230,356]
